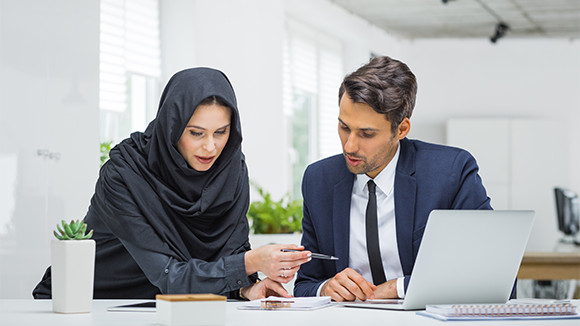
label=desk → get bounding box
[518,252,580,280]
[1,299,579,326]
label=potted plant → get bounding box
[246,183,303,249]
[51,219,95,314]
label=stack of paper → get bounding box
[239,296,332,311]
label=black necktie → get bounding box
[366,180,386,285]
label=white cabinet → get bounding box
[0,0,100,298]
[447,118,569,252]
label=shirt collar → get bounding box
[354,143,400,196]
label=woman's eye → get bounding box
[215,129,226,135]
[190,131,203,137]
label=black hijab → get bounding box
[94,67,250,262]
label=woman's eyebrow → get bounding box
[185,124,231,130]
[186,125,206,130]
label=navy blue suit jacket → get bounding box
[294,138,493,297]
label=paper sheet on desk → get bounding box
[238,296,332,311]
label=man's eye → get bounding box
[362,133,375,138]
[340,124,349,131]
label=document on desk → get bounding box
[238,296,332,311]
[416,301,580,321]
[107,301,156,312]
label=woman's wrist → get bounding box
[244,250,258,275]
[239,286,249,301]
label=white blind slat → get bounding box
[99,0,160,113]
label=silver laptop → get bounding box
[343,210,535,310]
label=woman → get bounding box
[33,68,310,300]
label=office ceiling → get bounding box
[330,0,580,40]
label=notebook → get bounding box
[417,300,579,321]
[343,210,535,311]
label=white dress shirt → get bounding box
[316,145,405,298]
[348,144,405,298]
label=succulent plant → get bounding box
[53,219,94,240]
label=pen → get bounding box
[281,249,339,260]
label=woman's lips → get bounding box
[196,156,215,164]
[346,155,362,167]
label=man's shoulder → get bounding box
[401,138,477,174]
[308,153,345,169]
[304,154,348,181]
[405,138,463,152]
[403,138,472,159]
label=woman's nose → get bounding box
[203,136,216,152]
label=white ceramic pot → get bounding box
[51,239,95,314]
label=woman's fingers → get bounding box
[249,244,315,282]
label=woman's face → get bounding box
[176,103,231,171]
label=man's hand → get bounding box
[320,268,377,302]
[372,278,399,299]
[241,278,292,301]
[244,244,312,284]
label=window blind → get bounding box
[99,0,160,113]
[284,20,344,162]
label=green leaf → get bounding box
[84,229,94,239]
[57,223,65,236]
[246,182,303,234]
[53,230,64,240]
[69,220,79,234]
[63,223,74,238]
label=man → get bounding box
[293,56,492,301]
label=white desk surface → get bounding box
[1,299,579,326]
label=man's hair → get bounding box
[339,56,417,134]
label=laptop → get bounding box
[343,209,535,310]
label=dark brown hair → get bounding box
[198,95,231,109]
[339,56,417,134]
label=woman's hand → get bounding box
[240,278,291,301]
[244,244,311,283]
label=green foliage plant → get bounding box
[100,141,112,167]
[53,219,94,240]
[247,183,303,234]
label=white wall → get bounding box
[400,39,579,149]
[0,0,100,298]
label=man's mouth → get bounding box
[345,154,363,167]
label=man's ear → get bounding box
[397,117,411,140]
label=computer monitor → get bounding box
[554,187,579,241]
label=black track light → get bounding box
[490,22,509,43]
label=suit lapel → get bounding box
[333,165,354,273]
[394,138,417,275]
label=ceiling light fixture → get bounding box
[490,22,509,43]
[472,0,510,43]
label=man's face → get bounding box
[338,94,409,179]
